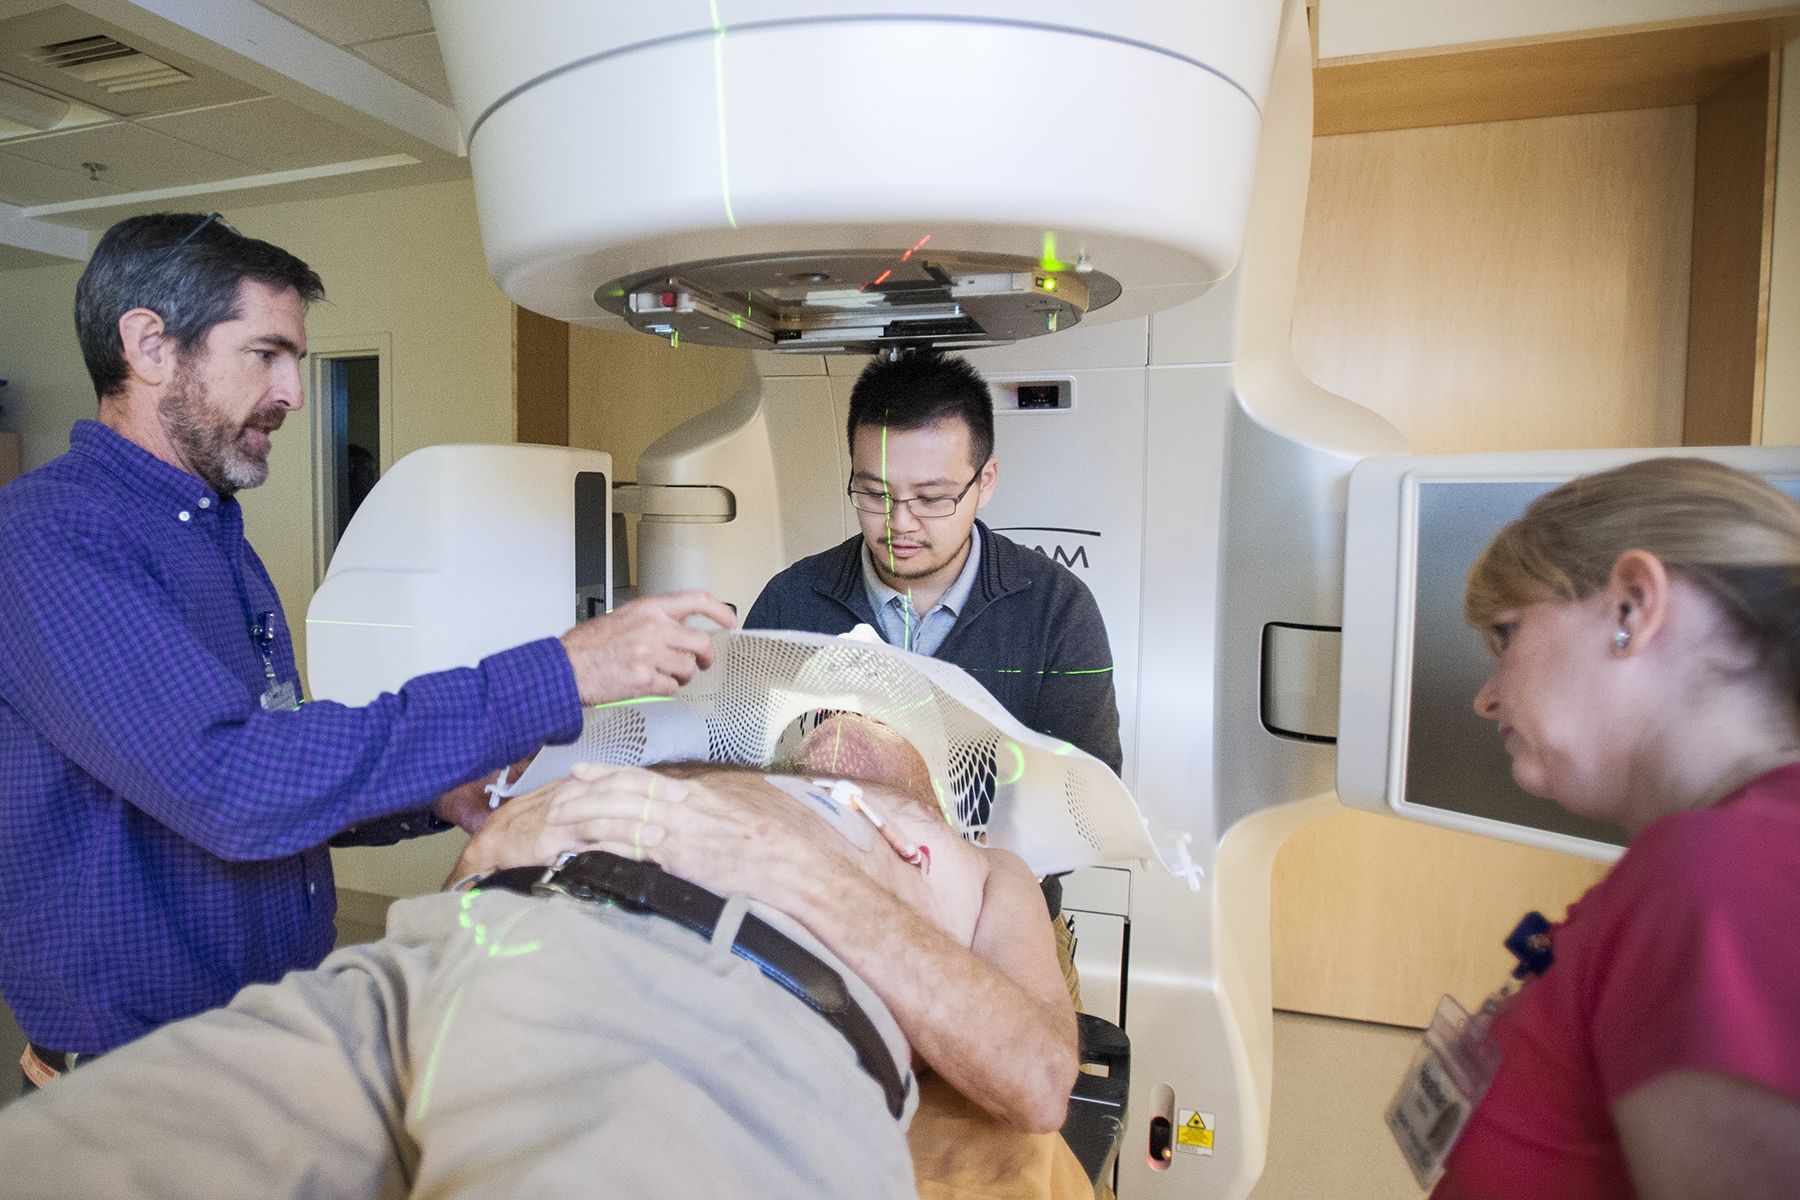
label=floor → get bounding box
[1,1002,22,1106]
[1250,1012,1427,1199]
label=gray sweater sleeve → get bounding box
[1036,578,1123,775]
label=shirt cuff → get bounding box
[479,637,585,758]
[330,808,454,847]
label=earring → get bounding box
[1612,629,1631,652]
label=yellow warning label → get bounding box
[1175,1109,1216,1154]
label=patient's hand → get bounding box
[445,774,629,884]
[552,763,865,913]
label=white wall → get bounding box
[0,258,91,471]
[1319,0,1788,59]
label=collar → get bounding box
[860,524,983,618]
[70,419,228,523]
[817,522,1029,629]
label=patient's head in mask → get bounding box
[790,712,939,810]
[655,711,943,821]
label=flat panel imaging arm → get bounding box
[1336,446,1800,858]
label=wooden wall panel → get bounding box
[513,306,570,447]
[1278,107,1695,1026]
[1293,108,1694,458]
[566,327,754,479]
[567,327,755,583]
[1683,54,1780,445]
[1316,11,1800,134]
[1272,814,1610,1024]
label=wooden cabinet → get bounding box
[1317,0,1795,63]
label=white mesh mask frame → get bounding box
[497,629,1172,877]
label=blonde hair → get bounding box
[1466,457,1800,695]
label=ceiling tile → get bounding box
[254,0,432,47]
[0,146,122,204]
[0,4,262,117]
[140,96,393,173]
[349,30,451,104]
[3,120,257,190]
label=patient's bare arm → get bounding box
[552,761,1080,1133]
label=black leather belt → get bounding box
[481,851,909,1119]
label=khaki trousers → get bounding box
[0,889,917,1200]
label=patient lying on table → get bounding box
[0,713,1078,1200]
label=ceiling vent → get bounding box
[24,35,191,95]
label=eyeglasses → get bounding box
[847,469,982,519]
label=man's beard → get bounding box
[157,364,282,497]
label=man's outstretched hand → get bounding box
[560,591,737,704]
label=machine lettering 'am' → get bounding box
[992,525,1102,573]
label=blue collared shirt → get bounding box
[0,421,583,1052]
[859,532,982,657]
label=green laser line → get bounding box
[967,666,1114,677]
[307,618,414,630]
[633,781,656,861]
[874,415,918,649]
[591,695,675,710]
[998,741,1027,786]
[414,980,466,1121]
[418,892,541,1116]
[710,1,738,230]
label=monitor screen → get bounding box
[1337,447,1800,858]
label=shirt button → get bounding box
[177,511,191,522]
[198,497,211,510]
[308,882,317,896]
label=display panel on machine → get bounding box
[574,469,611,621]
[1396,473,1800,847]
[1405,481,1624,845]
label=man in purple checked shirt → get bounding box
[0,212,735,1088]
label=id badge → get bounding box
[259,681,300,712]
[1387,993,1504,1187]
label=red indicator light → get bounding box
[660,291,676,307]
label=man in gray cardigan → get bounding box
[744,352,1121,970]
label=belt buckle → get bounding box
[536,850,659,911]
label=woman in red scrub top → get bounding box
[1432,457,1800,1200]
